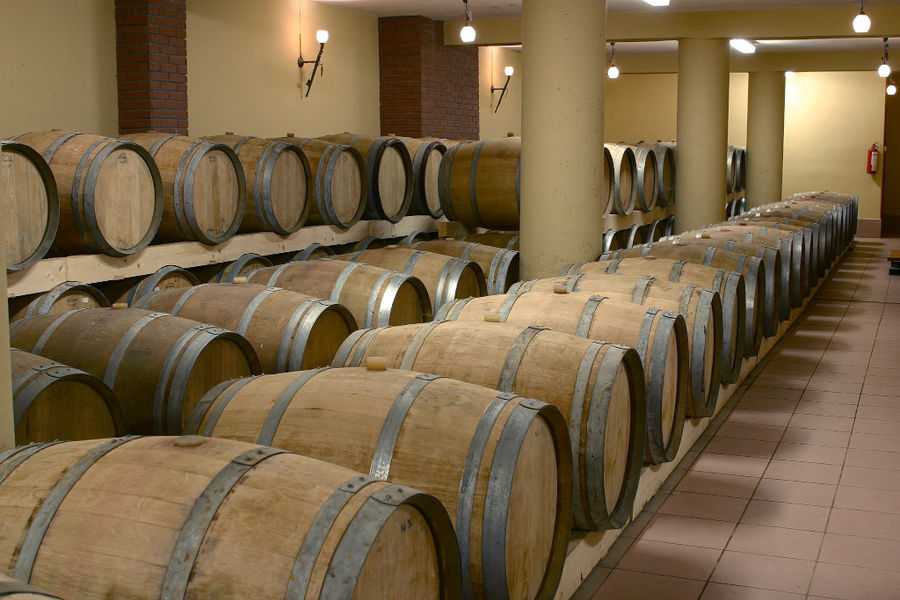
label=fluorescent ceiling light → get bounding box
[730,39,757,54]
[785,71,796,78]
[643,0,670,6]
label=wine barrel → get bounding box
[9,282,109,322]
[602,244,767,354]
[122,265,200,305]
[605,144,637,215]
[318,133,413,223]
[400,137,446,218]
[602,228,622,254]
[274,136,367,229]
[292,241,335,261]
[735,147,747,192]
[602,145,615,215]
[203,134,311,234]
[631,145,659,211]
[462,231,520,251]
[511,274,722,418]
[437,293,688,464]
[333,247,487,311]
[649,143,676,207]
[726,146,738,193]
[0,574,59,599]
[10,347,127,444]
[569,257,747,381]
[134,283,356,372]
[204,253,274,283]
[616,225,644,250]
[353,235,391,251]
[407,239,519,295]
[245,260,432,327]
[745,207,831,276]
[11,130,163,256]
[731,219,817,296]
[186,366,570,600]
[1,142,59,272]
[0,436,460,600]
[9,308,261,434]
[440,137,521,230]
[332,321,646,531]
[121,133,245,245]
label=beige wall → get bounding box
[0,0,118,137]
[605,73,677,143]
[783,71,885,219]
[728,72,748,148]
[187,0,380,138]
[479,47,522,139]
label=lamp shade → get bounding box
[879,63,892,78]
[607,65,620,79]
[460,25,476,43]
[852,13,871,33]
[316,29,329,44]
[888,83,898,96]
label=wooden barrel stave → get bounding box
[436,292,688,464]
[331,321,647,533]
[631,145,659,211]
[510,273,722,419]
[134,283,357,372]
[1,141,60,272]
[11,130,163,256]
[409,238,519,295]
[9,308,261,435]
[0,574,60,599]
[292,242,335,261]
[10,282,110,322]
[604,144,637,215]
[399,137,446,218]
[0,436,461,600]
[10,347,127,444]
[460,231,520,251]
[185,367,570,600]
[245,260,433,327]
[122,133,245,245]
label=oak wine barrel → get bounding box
[0,436,461,600]
[245,260,432,327]
[1,141,59,272]
[9,307,261,434]
[333,246,487,311]
[649,143,676,207]
[332,321,647,532]
[0,574,60,599]
[605,144,637,215]
[511,273,722,418]
[200,252,274,283]
[134,283,356,372]
[436,292,688,464]
[399,137,446,218]
[186,366,570,600]
[407,238,519,295]
[726,146,738,193]
[10,347,127,445]
[730,219,816,296]
[292,241,335,261]
[104,264,201,306]
[275,136,367,229]
[9,282,109,322]
[602,146,615,215]
[318,133,413,223]
[203,134,311,234]
[122,133,245,245]
[11,130,162,256]
[461,231,519,251]
[738,211,825,282]
[631,144,659,211]
[439,137,521,230]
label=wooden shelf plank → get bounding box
[7,215,442,298]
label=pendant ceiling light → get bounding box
[460,0,476,43]
[853,0,872,33]
[607,42,620,79]
[879,38,892,78]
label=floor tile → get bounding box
[834,485,900,515]
[742,386,804,401]
[736,397,798,413]
[726,409,793,427]
[753,479,837,507]
[763,459,842,485]
[699,583,804,600]
[710,551,815,594]
[799,390,861,405]
[794,401,858,418]
[705,436,778,459]
[839,465,900,491]
[639,513,736,550]
[659,491,749,522]
[773,442,846,465]
[827,508,900,541]
[691,453,771,478]
[819,532,900,572]
[740,500,830,532]
[808,563,900,600]
[849,432,900,452]
[844,448,900,470]
[716,422,786,442]
[676,470,760,499]
[617,539,722,580]
[855,405,900,421]
[859,393,900,408]
[780,427,851,447]
[725,523,823,560]
[852,418,900,436]
[788,413,854,432]
[592,569,706,600]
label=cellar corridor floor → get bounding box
[575,238,900,600]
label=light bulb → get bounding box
[888,83,898,96]
[879,63,892,78]
[643,0,670,5]
[853,13,871,33]
[504,66,514,77]
[729,39,757,54]
[316,30,329,44]
[607,65,620,79]
[460,25,476,43]
[785,71,796,78]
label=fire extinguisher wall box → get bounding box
[868,143,880,174]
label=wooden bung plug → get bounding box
[366,356,388,371]
[175,435,206,448]
[112,303,128,310]
[553,283,569,294]
[483,312,501,322]
[233,276,248,284]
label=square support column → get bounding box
[746,71,786,209]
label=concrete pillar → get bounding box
[0,147,13,450]
[746,71,786,209]
[675,38,730,232]
[520,0,606,278]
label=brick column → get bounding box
[115,0,188,135]
[379,16,479,139]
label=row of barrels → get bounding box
[0,191,855,600]
[2,130,453,272]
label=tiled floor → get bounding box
[575,238,900,600]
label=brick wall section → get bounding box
[115,0,188,135]
[378,16,479,139]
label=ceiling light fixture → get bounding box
[785,71,796,78]
[853,0,872,33]
[729,39,757,54]
[643,0,670,6]
[460,0,476,43]
[879,38,892,78]
[887,80,897,96]
[607,42,620,79]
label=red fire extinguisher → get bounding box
[867,143,880,174]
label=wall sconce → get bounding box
[298,29,329,97]
[491,66,514,113]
